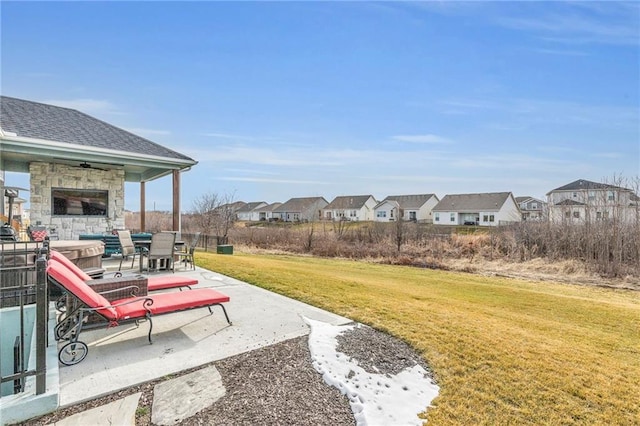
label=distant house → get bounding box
[274,197,328,222]
[235,201,268,221]
[515,196,546,221]
[546,179,639,223]
[373,199,400,222]
[251,202,282,221]
[323,195,377,221]
[374,194,439,222]
[432,192,521,226]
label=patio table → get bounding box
[134,240,184,272]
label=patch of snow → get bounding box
[305,317,440,426]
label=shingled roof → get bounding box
[254,202,282,212]
[0,95,193,161]
[382,194,437,209]
[549,179,630,193]
[325,195,374,210]
[554,199,586,206]
[274,197,328,213]
[433,192,512,212]
[236,202,267,213]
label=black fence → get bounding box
[0,241,48,396]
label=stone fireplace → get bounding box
[29,162,125,240]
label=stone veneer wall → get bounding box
[29,162,126,240]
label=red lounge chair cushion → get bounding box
[50,250,92,280]
[147,276,199,291]
[51,249,199,291]
[113,288,230,319]
[47,261,117,319]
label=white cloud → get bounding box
[201,132,255,140]
[591,152,623,159]
[450,154,580,173]
[220,176,329,185]
[533,48,589,56]
[392,134,453,144]
[125,127,171,137]
[497,4,640,46]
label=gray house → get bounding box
[515,196,546,221]
[235,201,268,221]
[323,195,377,221]
[374,194,439,222]
[546,179,639,224]
[432,192,521,226]
[0,96,197,238]
[251,202,282,221]
[274,197,328,222]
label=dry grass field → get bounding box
[198,250,640,425]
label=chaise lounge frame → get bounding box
[47,259,232,366]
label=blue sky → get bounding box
[2,1,639,211]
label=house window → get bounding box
[565,211,570,218]
[489,215,495,222]
[603,210,609,219]
[596,211,602,220]
[607,191,615,201]
[293,213,300,221]
[377,211,387,218]
[390,210,394,218]
[350,210,357,217]
[483,215,488,222]
[572,192,578,198]
[573,211,580,219]
[531,203,537,209]
[435,213,440,222]
[588,191,595,201]
[450,213,455,222]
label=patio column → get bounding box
[140,181,146,232]
[173,169,180,232]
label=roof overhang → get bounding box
[0,134,197,182]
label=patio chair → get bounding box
[117,230,142,271]
[175,232,201,270]
[47,260,232,366]
[141,232,176,273]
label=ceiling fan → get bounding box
[53,158,124,170]
[79,161,106,171]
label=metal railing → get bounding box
[0,241,48,397]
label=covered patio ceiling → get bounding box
[1,135,194,183]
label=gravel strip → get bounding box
[336,324,435,380]
[21,325,431,425]
[186,336,355,426]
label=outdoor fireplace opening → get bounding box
[52,188,108,216]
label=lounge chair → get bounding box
[47,260,232,366]
[50,250,198,292]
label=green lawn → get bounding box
[198,251,640,425]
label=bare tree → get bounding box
[191,192,236,244]
[394,209,405,252]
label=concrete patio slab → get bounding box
[57,261,352,407]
